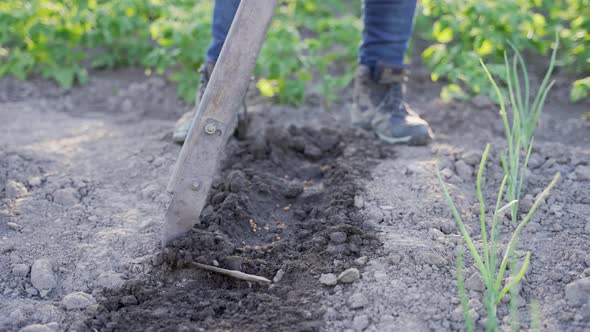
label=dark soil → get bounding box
[84,126,391,332]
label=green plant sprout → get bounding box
[436,144,560,331]
[479,34,559,224]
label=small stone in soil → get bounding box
[303,144,323,160]
[61,292,96,310]
[574,165,590,180]
[464,272,485,291]
[7,222,21,231]
[354,256,368,266]
[337,268,360,283]
[282,181,304,198]
[352,314,370,331]
[565,277,590,307]
[18,324,54,332]
[5,180,28,198]
[319,273,338,286]
[348,293,369,309]
[454,160,473,181]
[95,271,125,290]
[12,264,30,277]
[440,168,454,179]
[52,188,78,206]
[31,259,57,292]
[462,150,481,166]
[374,271,387,282]
[353,196,364,209]
[28,176,42,187]
[428,228,444,239]
[121,295,138,306]
[329,232,347,244]
[273,269,285,283]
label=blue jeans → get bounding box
[206,0,417,68]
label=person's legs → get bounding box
[352,0,432,145]
[359,0,417,68]
[206,0,241,64]
[173,0,241,143]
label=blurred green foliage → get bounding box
[417,0,590,103]
[0,0,588,104]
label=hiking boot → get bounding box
[172,62,248,143]
[351,62,432,145]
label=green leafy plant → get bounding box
[571,77,590,102]
[437,145,560,331]
[479,35,558,223]
[418,0,589,102]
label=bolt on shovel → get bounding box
[162,0,278,246]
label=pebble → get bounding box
[352,314,370,331]
[450,306,464,321]
[8,222,21,231]
[528,153,544,169]
[52,188,78,206]
[416,251,448,267]
[348,293,369,309]
[574,165,590,180]
[95,271,125,290]
[9,308,26,323]
[468,298,483,311]
[455,160,473,181]
[441,168,454,179]
[273,269,285,283]
[464,272,485,291]
[282,181,303,198]
[389,254,402,265]
[121,295,138,306]
[18,324,54,332]
[28,176,43,187]
[61,292,96,310]
[428,228,444,239]
[374,271,387,282]
[303,144,323,160]
[319,273,338,286]
[5,180,28,198]
[12,264,30,277]
[31,259,57,292]
[565,277,590,307]
[354,256,368,266]
[329,232,347,244]
[364,206,384,222]
[337,268,360,283]
[353,196,364,209]
[462,150,482,166]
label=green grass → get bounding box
[0,0,588,105]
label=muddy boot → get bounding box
[172,63,249,143]
[351,62,433,145]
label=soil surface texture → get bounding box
[0,65,589,332]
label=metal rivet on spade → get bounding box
[191,182,200,190]
[205,123,217,135]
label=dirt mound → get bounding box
[83,126,391,331]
